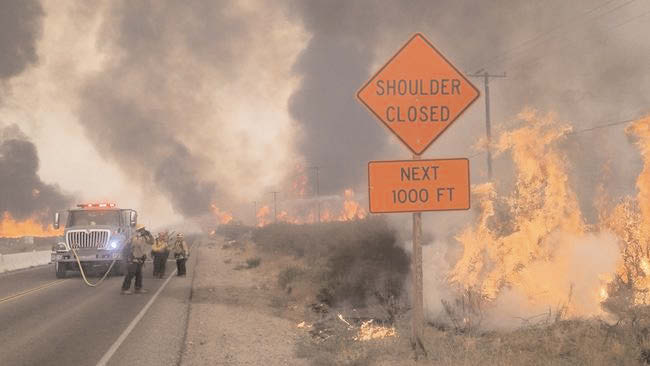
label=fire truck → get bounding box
[51,203,138,279]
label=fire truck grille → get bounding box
[66,230,110,249]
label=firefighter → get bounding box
[160,231,170,277]
[161,231,170,275]
[151,232,169,279]
[121,225,153,294]
[172,232,189,276]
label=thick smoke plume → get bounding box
[0,0,43,82]
[0,0,70,225]
[77,0,259,217]
[287,0,650,202]
[0,124,72,224]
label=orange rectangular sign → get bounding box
[368,158,470,213]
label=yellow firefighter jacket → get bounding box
[152,238,168,254]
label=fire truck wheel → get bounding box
[55,262,67,278]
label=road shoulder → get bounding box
[105,249,197,366]
[181,238,308,365]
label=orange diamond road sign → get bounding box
[357,33,479,155]
[368,158,470,213]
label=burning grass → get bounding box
[244,205,650,365]
[447,110,650,323]
[242,110,650,364]
[254,188,367,227]
[0,212,62,238]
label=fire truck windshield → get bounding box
[67,210,121,227]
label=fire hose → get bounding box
[70,246,118,287]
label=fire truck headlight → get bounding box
[54,242,68,252]
[107,238,123,250]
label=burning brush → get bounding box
[447,109,648,318]
[0,212,62,238]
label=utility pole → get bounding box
[468,70,506,180]
[253,201,257,226]
[270,192,279,223]
[309,166,321,223]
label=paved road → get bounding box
[0,246,198,366]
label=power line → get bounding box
[508,0,647,73]
[467,115,644,159]
[472,0,640,74]
[470,0,624,72]
[608,7,650,30]
[568,118,638,135]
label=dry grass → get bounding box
[216,222,252,241]
[292,313,650,366]
[249,220,650,365]
[423,316,650,366]
[278,266,305,291]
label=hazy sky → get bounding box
[1,0,649,228]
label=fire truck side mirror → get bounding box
[129,211,137,227]
[53,212,60,230]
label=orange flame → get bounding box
[254,189,367,227]
[210,204,233,224]
[291,164,309,198]
[0,212,62,238]
[340,189,367,220]
[256,205,271,227]
[598,115,650,305]
[449,109,617,315]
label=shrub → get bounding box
[246,257,261,268]
[217,222,252,241]
[321,223,409,309]
[254,217,410,314]
[278,266,304,290]
[441,288,486,333]
[233,257,261,270]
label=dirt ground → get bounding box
[180,237,310,366]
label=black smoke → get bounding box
[286,0,650,216]
[0,0,70,225]
[0,0,43,80]
[285,0,523,194]
[0,125,72,223]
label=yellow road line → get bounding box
[0,279,67,304]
